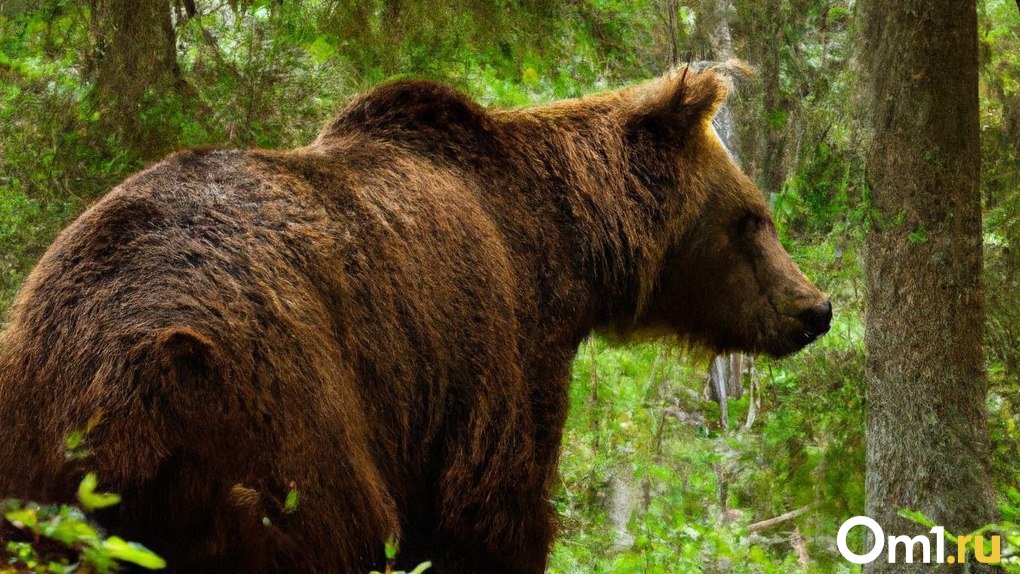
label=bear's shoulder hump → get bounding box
[320,80,495,142]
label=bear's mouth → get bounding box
[734,311,828,358]
[755,303,831,357]
[759,325,826,358]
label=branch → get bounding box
[792,526,810,566]
[747,502,819,532]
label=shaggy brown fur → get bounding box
[0,67,829,573]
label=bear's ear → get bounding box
[156,327,218,388]
[626,66,730,137]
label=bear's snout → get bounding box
[797,299,832,341]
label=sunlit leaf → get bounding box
[101,537,167,570]
[3,507,38,531]
[284,485,299,514]
[77,473,121,512]
[385,538,398,561]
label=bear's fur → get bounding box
[0,67,828,572]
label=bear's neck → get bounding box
[491,105,676,340]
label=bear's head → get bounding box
[626,66,831,358]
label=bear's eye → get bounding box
[736,213,766,235]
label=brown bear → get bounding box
[0,65,830,573]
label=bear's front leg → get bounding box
[428,480,555,573]
[425,409,556,574]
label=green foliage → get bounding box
[980,0,1020,501]
[76,474,121,513]
[284,483,300,514]
[2,476,165,573]
[899,506,1020,572]
[773,139,869,242]
[64,411,103,461]
[551,259,865,572]
[368,538,431,574]
[907,225,927,245]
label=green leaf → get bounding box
[101,537,167,570]
[3,507,39,531]
[65,429,91,460]
[408,561,432,574]
[767,109,789,130]
[897,508,947,540]
[908,225,927,244]
[77,473,121,512]
[284,486,299,514]
[39,512,99,546]
[385,537,399,560]
[65,430,83,451]
[306,36,335,64]
[747,545,769,565]
[65,412,103,460]
[5,540,38,565]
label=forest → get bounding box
[0,0,1018,573]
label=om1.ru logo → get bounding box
[837,516,1001,565]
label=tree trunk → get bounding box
[708,355,730,428]
[607,465,636,551]
[88,0,187,158]
[759,0,785,197]
[860,1,997,572]
[702,2,747,426]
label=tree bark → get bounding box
[703,2,747,423]
[747,502,817,532]
[860,1,997,572]
[88,0,188,158]
[607,465,636,550]
[758,0,786,197]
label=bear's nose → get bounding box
[798,300,832,337]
